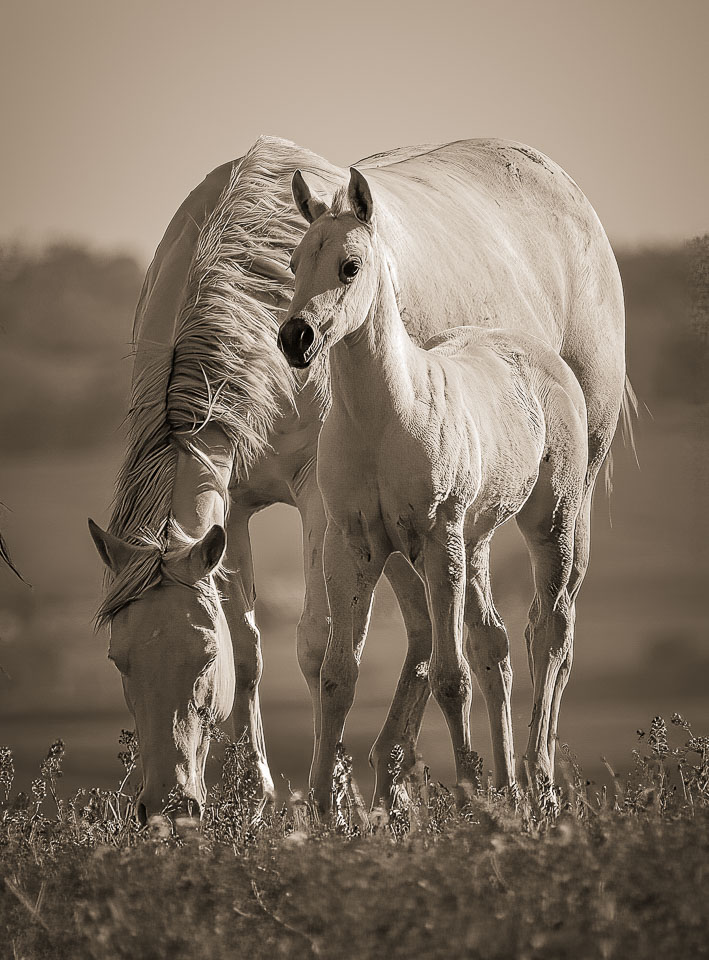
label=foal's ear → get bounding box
[88,519,157,574]
[184,524,227,583]
[292,170,330,223]
[348,167,375,226]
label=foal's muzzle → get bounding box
[278,316,321,368]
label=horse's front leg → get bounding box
[370,552,432,808]
[222,510,274,801]
[312,520,387,814]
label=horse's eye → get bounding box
[340,259,360,283]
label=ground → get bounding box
[1,716,708,960]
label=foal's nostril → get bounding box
[278,317,317,366]
[137,801,148,827]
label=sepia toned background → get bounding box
[1,0,707,798]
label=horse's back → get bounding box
[361,138,625,450]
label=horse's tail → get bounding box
[0,526,27,584]
[604,375,640,502]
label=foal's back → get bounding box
[424,326,586,515]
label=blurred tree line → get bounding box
[0,239,706,455]
[0,244,140,452]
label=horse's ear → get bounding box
[184,524,227,583]
[88,519,155,574]
[348,168,375,226]
[292,170,330,223]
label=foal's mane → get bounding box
[97,136,338,626]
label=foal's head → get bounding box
[278,167,382,368]
[89,520,233,827]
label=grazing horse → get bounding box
[280,168,592,810]
[90,136,628,823]
[89,137,446,823]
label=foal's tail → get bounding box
[603,375,640,502]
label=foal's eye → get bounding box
[340,258,360,283]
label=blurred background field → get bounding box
[0,240,707,800]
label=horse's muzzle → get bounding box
[278,316,321,368]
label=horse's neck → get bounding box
[329,256,419,421]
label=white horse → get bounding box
[280,159,626,811]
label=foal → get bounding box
[279,168,588,812]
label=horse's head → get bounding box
[278,167,380,368]
[89,519,234,827]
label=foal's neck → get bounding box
[329,247,417,420]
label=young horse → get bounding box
[279,169,591,811]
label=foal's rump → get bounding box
[423,324,588,496]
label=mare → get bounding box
[90,136,628,823]
[280,168,592,811]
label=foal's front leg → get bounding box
[370,552,432,808]
[422,513,477,802]
[312,520,387,814]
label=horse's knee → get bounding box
[233,613,262,693]
[296,613,329,685]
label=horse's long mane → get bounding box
[97,136,340,626]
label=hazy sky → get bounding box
[1,0,707,261]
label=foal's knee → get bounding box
[429,660,472,707]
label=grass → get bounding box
[1,717,708,960]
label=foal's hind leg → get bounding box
[421,511,477,802]
[463,536,516,790]
[370,551,432,807]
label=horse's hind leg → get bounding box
[370,551,432,808]
[545,487,592,768]
[517,425,586,786]
[463,536,516,790]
